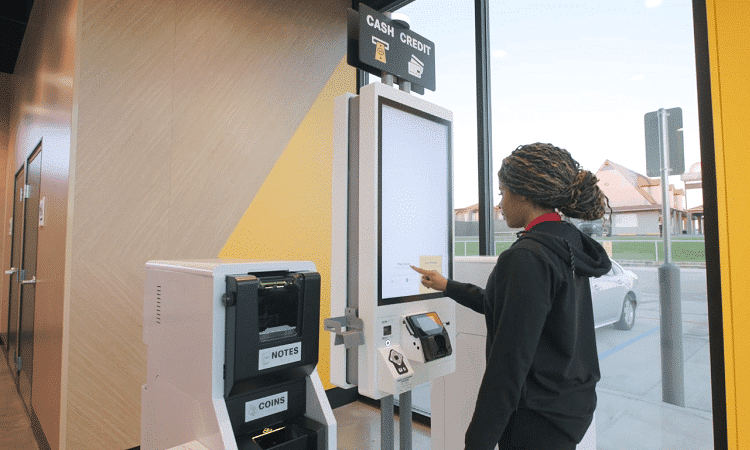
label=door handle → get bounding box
[5,267,17,275]
[21,276,36,285]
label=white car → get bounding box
[591,260,638,330]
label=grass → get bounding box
[454,235,706,262]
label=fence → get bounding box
[454,237,706,263]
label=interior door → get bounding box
[18,145,42,403]
[6,166,25,374]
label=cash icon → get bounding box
[372,36,389,64]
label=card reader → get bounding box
[403,312,452,363]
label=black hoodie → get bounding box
[444,220,611,449]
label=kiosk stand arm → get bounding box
[324,307,364,348]
[324,308,365,386]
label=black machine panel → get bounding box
[224,271,320,398]
[223,270,322,448]
[225,378,306,437]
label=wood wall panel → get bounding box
[70,0,175,447]
[219,57,356,391]
[68,0,348,448]
[168,0,347,257]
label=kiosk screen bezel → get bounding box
[377,97,453,306]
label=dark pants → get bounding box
[498,409,577,450]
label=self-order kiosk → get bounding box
[326,81,456,402]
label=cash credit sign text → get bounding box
[355,4,436,91]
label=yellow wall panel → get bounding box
[220,57,355,390]
[706,0,750,447]
[68,0,348,446]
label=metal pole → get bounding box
[659,108,672,263]
[399,391,412,450]
[381,395,394,450]
[475,0,494,256]
[658,108,685,407]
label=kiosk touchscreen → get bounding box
[328,82,456,400]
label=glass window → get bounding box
[367,0,478,229]
[362,3,713,447]
[373,0,476,419]
[488,1,712,448]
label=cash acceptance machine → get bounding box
[326,79,456,448]
[142,260,335,450]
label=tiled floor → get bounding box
[3,347,427,450]
[0,351,39,450]
[333,401,431,450]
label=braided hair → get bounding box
[498,143,610,221]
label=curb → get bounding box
[617,260,706,268]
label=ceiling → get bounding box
[356,0,415,11]
[0,0,34,74]
[0,1,412,75]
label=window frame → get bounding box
[354,1,726,447]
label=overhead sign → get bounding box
[645,107,685,177]
[348,4,436,92]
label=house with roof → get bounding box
[596,160,688,236]
[454,203,515,236]
[453,159,699,237]
[681,162,705,234]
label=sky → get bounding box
[396,0,702,209]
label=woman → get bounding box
[412,143,611,450]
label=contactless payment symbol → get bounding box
[373,36,389,63]
[389,349,409,375]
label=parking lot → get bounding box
[594,266,714,449]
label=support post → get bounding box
[399,391,412,450]
[660,263,685,406]
[658,108,685,406]
[381,395,394,450]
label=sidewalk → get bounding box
[593,299,714,449]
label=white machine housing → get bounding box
[330,82,456,400]
[141,260,336,450]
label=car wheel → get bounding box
[614,295,636,331]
